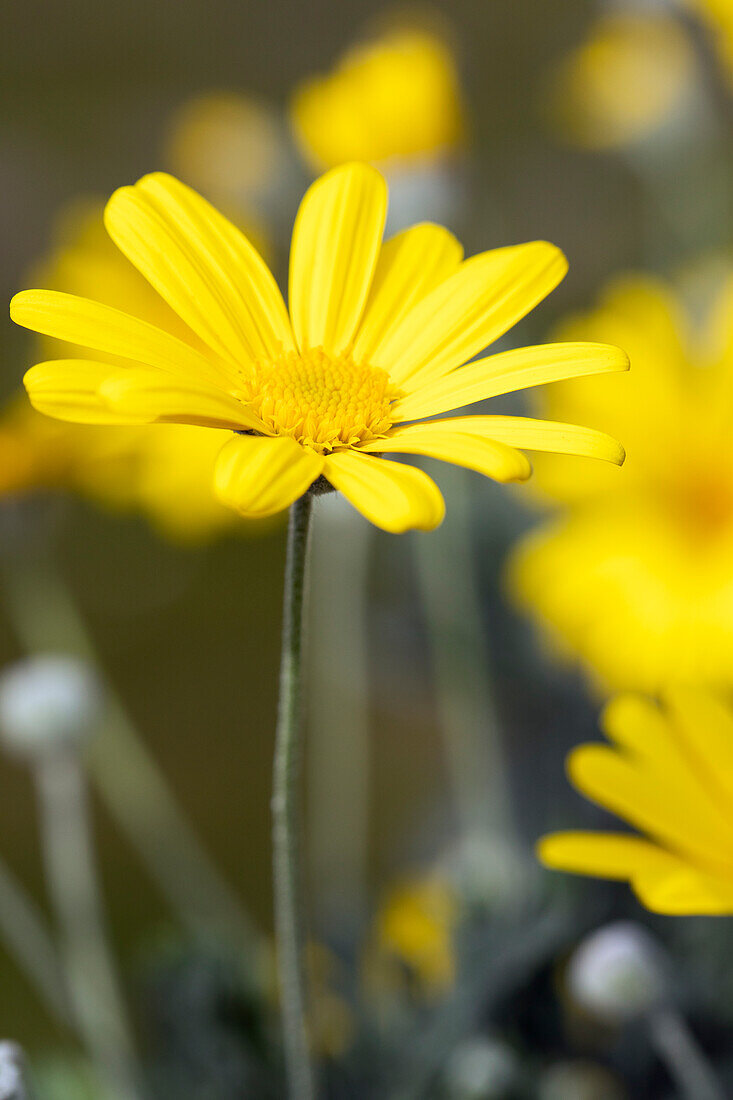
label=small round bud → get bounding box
[0,656,103,758]
[443,1037,519,1100]
[0,1042,28,1100]
[566,921,666,1024]
[538,1060,625,1100]
[446,832,536,916]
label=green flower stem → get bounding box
[0,855,69,1024]
[1,549,264,961]
[36,746,143,1100]
[648,1008,725,1100]
[273,493,316,1100]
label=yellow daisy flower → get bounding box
[11,163,627,534]
[539,691,733,915]
[290,28,466,171]
[546,11,697,149]
[509,272,733,690]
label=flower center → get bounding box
[250,347,398,454]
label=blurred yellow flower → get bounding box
[374,874,457,996]
[165,92,285,240]
[12,163,627,534]
[508,271,733,691]
[9,201,245,541]
[547,11,697,148]
[290,28,466,171]
[539,692,733,914]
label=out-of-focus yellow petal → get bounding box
[568,743,733,871]
[538,832,672,878]
[359,423,531,482]
[393,342,630,422]
[105,173,293,373]
[664,688,733,804]
[373,242,568,389]
[214,434,323,518]
[100,370,269,431]
[353,223,463,364]
[11,289,227,388]
[289,163,387,355]
[24,361,147,424]
[633,863,733,915]
[408,414,624,464]
[323,450,444,533]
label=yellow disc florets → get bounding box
[250,347,398,453]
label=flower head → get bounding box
[290,28,466,172]
[509,271,733,688]
[12,164,627,534]
[546,11,697,149]
[538,691,733,914]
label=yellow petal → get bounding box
[359,424,531,482]
[567,744,733,873]
[24,361,148,424]
[633,864,733,915]
[601,694,733,845]
[11,289,227,388]
[413,414,624,464]
[215,435,323,518]
[288,163,387,355]
[104,173,293,373]
[352,223,464,364]
[392,342,630,422]
[323,450,444,533]
[372,242,568,388]
[538,831,672,878]
[100,369,269,431]
[663,688,733,808]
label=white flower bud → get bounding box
[443,1037,519,1100]
[566,921,666,1024]
[0,1042,28,1100]
[538,1061,625,1100]
[0,656,103,757]
[445,832,536,916]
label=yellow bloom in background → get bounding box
[290,28,466,173]
[165,92,288,241]
[539,692,733,915]
[369,874,457,997]
[546,11,698,149]
[12,164,628,534]
[509,270,733,691]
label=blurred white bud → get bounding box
[0,656,103,758]
[538,1060,626,1100]
[566,921,666,1024]
[443,1036,519,1100]
[445,832,537,916]
[0,1042,28,1100]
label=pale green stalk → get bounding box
[648,1008,725,1100]
[0,855,68,1022]
[1,553,263,959]
[307,498,371,936]
[35,746,143,1100]
[415,467,516,845]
